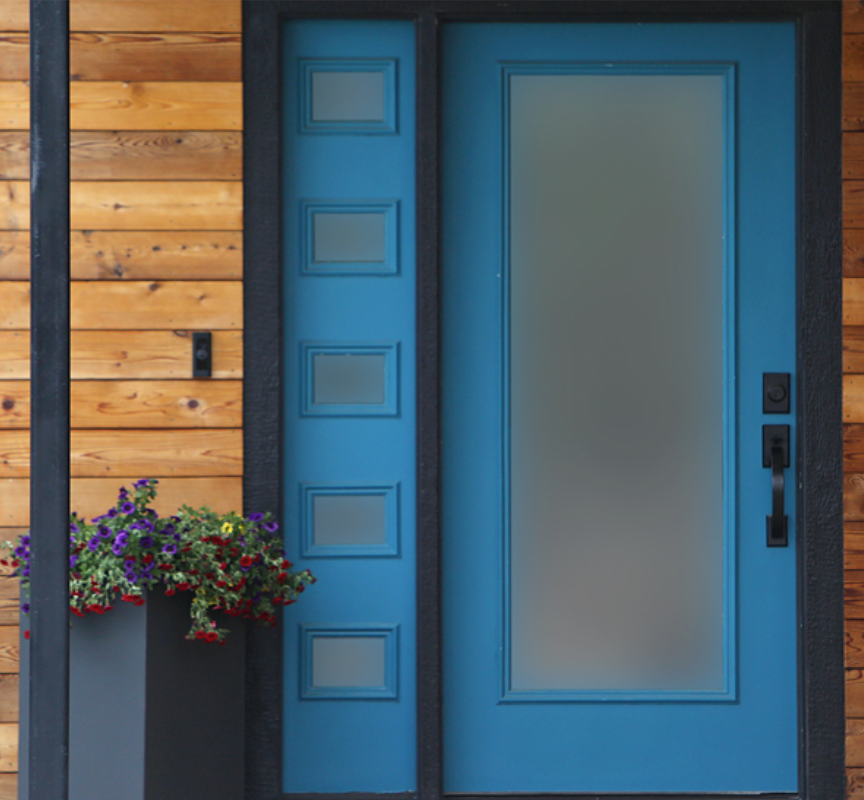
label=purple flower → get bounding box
[125,570,138,583]
[140,520,154,533]
[118,486,129,499]
[111,544,124,556]
[140,536,154,548]
[162,543,177,555]
[248,513,264,522]
[69,536,75,545]
[21,568,29,577]
[69,555,78,569]
[134,479,150,488]
[98,526,111,539]
[20,535,30,546]
[70,521,79,532]
[120,502,135,515]
[87,537,100,552]
[21,603,29,613]
[14,547,24,557]
[172,533,181,542]
[264,521,279,533]
[107,508,118,518]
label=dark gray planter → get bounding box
[19,588,244,800]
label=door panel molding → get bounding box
[242,2,842,799]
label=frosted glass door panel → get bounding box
[311,71,385,121]
[509,74,725,692]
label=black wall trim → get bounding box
[28,2,72,799]
[242,3,844,799]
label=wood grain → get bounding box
[0,36,27,81]
[0,281,242,330]
[0,182,28,230]
[848,583,864,618]
[848,1,864,34]
[70,32,241,82]
[69,82,242,131]
[846,327,864,372]
[846,229,864,277]
[0,628,18,675]
[72,380,241,428]
[0,429,242,477]
[71,281,242,330]
[0,476,243,525]
[0,675,18,722]
[847,36,864,83]
[850,766,864,799]
[69,0,241,33]
[0,722,16,772]
[846,425,864,473]
[848,375,864,422]
[0,330,242,379]
[847,524,864,569]
[0,581,17,627]
[0,0,26,31]
[0,230,243,280]
[0,380,241,428]
[846,279,864,326]
[0,771,14,798]
[851,621,864,667]
[69,181,242,230]
[0,383,25,429]
[0,83,27,130]
[847,182,864,229]
[852,718,864,765]
[848,474,864,520]
[0,131,242,181]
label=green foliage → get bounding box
[6,479,314,642]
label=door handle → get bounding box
[763,425,790,547]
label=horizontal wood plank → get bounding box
[0,281,242,330]
[850,766,864,799]
[0,628,18,675]
[847,229,864,277]
[0,182,27,230]
[847,582,864,618]
[0,722,16,772]
[846,425,864,473]
[847,525,864,569]
[69,181,243,230]
[0,476,243,526]
[0,675,18,723]
[848,474,864,520]
[847,36,864,83]
[0,330,242,379]
[848,375,864,421]
[0,131,242,181]
[0,36,26,81]
[0,230,243,280]
[69,0,241,33]
[0,83,26,129]
[0,581,16,628]
[846,326,864,372]
[69,82,242,131]
[0,429,242,477]
[847,1,864,34]
[847,182,864,229]
[72,281,242,329]
[0,380,241,428]
[852,621,864,668]
[852,718,864,765]
[846,279,864,326]
[0,0,25,31]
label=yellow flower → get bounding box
[221,522,233,534]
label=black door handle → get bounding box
[763,425,790,547]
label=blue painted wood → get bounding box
[282,20,417,794]
[442,22,796,793]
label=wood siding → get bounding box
[0,1,243,794]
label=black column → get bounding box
[28,2,70,799]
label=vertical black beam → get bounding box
[242,3,285,799]
[415,9,443,800]
[28,2,70,800]
[797,6,845,800]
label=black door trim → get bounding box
[242,3,843,799]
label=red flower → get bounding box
[177,582,191,592]
[121,594,137,603]
[70,607,84,617]
[216,580,226,588]
[205,632,218,642]
[134,597,145,606]
[159,564,172,570]
[240,556,253,567]
[206,572,214,580]
[165,589,175,596]
[142,554,153,564]
[195,630,206,640]
[219,562,227,570]
[281,559,292,569]
[24,630,29,639]
[188,569,199,576]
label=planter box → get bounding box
[19,589,244,800]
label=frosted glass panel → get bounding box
[312,71,385,121]
[314,353,386,405]
[314,213,387,263]
[314,494,387,545]
[312,637,386,688]
[509,74,725,692]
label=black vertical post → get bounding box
[28,2,70,800]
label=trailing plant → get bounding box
[6,479,314,643]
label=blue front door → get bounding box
[442,22,797,794]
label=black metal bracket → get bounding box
[193,332,212,378]
[763,424,790,547]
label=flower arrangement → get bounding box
[6,479,314,643]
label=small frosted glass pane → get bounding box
[312,637,386,688]
[313,353,386,405]
[314,494,387,546]
[509,74,725,691]
[312,71,385,121]
[314,213,386,263]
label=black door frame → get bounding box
[242,3,844,799]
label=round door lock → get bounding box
[768,384,787,403]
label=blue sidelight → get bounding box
[283,20,416,794]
